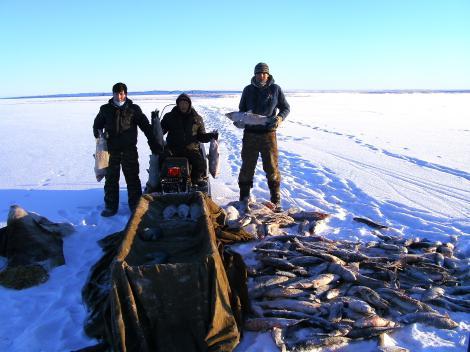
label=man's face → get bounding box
[113,90,127,102]
[255,72,269,84]
[178,100,190,113]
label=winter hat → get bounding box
[176,93,191,105]
[254,62,269,74]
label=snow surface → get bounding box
[0,92,469,351]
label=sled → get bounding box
[98,192,242,351]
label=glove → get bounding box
[208,131,219,140]
[93,128,103,139]
[150,141,163,155]
[266,115,282,129]
[198,131,218,143]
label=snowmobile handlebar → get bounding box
[151,104,176,126]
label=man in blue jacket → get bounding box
[238,62,290,210]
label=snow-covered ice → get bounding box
[0,92,468,351]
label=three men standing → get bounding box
[238,62,290,209]
[94,61,289,216]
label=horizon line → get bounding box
[2,88,470,100]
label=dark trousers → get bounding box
[238,131,280,191]
[167,146,207,183]
[104,147,142,211]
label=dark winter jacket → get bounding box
[93,98,160,153]
[239,76,290,133]
[161,105,211,151]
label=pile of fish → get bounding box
[224,201,329,239]
[224,201,469,351]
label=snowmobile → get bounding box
[145,104,211,197]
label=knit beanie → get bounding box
[254,62,269,74]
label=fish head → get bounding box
[7,205,29,224]
[225,205,240,221]
[225,111,244,122]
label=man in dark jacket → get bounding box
[93,82,161,217]
[161,93,217,185]
[238,62,290,210]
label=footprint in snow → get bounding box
[364,144,379,151]
[42,178,51,186]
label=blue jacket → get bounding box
[239,76,290,133]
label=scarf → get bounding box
[251,75,273,88]
[113,98,126,107]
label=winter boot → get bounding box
[269,182,281,212]
[101,207,117,217]
[239,184,251,213]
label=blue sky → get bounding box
[1,0,469,97]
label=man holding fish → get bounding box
[161,93,218,186]
[227,62,290,210]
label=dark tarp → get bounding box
[82,192,253,352]
[0,209,73,268]
[0,207,74,289]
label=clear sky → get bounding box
[0,0,469,97]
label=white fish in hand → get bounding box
[146,154,160,191]
[225,111,268,127]
[151,109,164,148]
[94,134,109,182]
[144,109,164,191]
[208,138,220,178]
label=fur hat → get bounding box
[176,93,191,105]
[176,94,192,113]
[254,62,269,74]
